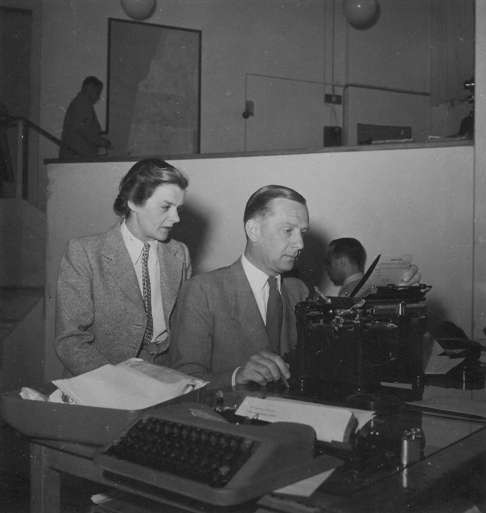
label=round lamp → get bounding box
[120,0,156,20]
[343,0,379,29]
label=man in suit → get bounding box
[170,185,309,389]
[55,159,191,376]
[59,76,111,160]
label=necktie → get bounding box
[141,243,153,344]
[266,276,283,353]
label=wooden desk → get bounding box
[29,394,486,513]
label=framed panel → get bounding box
[106,18,201,156]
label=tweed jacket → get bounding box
[55,224,191,376]
[169,259,309,388]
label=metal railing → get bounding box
[0,115,69,206]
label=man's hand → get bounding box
[235,351,290,386]
[398,264,421,286]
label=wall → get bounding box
[39,0,326,162]
[37,0,458,161]
[473,2,486,340]
[44,143,473,380]
[0,200,45,287]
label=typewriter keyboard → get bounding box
[104,416,259,488]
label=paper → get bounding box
[275,468,335,497]
[424,340,465,375]
[367,255,412,288]
[52,358,208,410]
[235,396,373,443]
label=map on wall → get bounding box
[107,19,201,157]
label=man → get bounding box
[325,238,367,297]
[326,237,421,297]
[170,185,309,389]
[55,159,191,376]
[59,76,111,159]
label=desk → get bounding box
[28,387,486,513]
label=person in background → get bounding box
[325,237,367,297]
[325,237,421,297]
[59,76,111,160]
[55,159,191,376]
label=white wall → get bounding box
[39,0,326,160]
[37,0,460,160]
[44,143,473,380]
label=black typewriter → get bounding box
[95,401,340,507]
[287,284,431,404]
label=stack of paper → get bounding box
[51,358,208,410]
[236,396,374,443]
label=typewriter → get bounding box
[95,401,340,507]
[287,284,431,404]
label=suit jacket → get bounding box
[169,260,309,388]
[55,224,191,376]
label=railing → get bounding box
[0,115,72,206]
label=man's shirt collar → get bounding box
[241,254,281,290]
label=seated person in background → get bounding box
[59,76,111,160]
[325,237,421,297]
[170,185,309,389]
[55,159,191,376]
[325,238,366,297]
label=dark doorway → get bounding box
[0,7,32,196]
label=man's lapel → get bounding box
[227,261,270,351]
[280,279,297,357]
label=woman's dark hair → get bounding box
[113,159,188,218]
[243,184,307,223]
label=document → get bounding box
[51,358,208,410]
[366,254,413,288]
[235,396,374,443]
[275,468,335,497]
[424,340,465,375]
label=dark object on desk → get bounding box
[429,320,484,360]
[289,285,430,404]
[96,401,340,506]
[427,320,486,390]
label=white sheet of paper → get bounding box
[236,396,373,442]
[52,359,208,410]
[275,468,335,496]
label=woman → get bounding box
[55,158,191,375]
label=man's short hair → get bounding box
[82,76,103,90]
[113,158,188,218]
[243,185,307,223]
[328,237,367,272]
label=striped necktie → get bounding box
[141,242,153,344]
[266,276,283,353]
